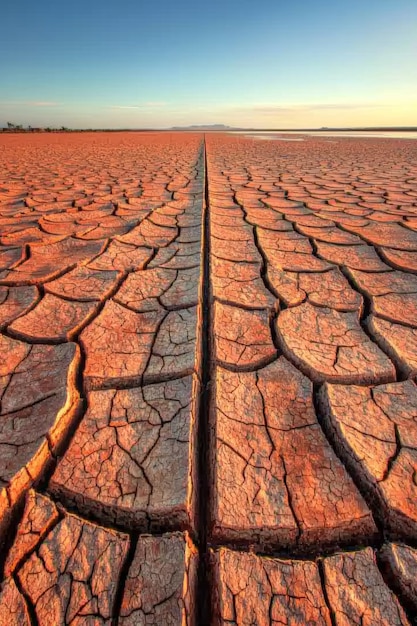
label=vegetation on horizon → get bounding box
[2,122,70,132]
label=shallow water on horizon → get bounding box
[229,130,417,140]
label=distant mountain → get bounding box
[169,124,235,130]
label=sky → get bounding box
[1,0,416,129]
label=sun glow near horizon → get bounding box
[1,0,416,129]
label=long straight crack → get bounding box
[196,135,212,626]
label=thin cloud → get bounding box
[227,102,385,115]
[305,103,385,111]
[239,105,296,114]
[108,102,166,109]
[0,100,61,107]
[29,101,60,107]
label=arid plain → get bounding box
[0,131,417,624]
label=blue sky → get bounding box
[1,0,416,128]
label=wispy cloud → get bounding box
[227,102,385,115]
[301,103,385,111]
[0,100,61,107]
[28,101,60,107]
[108,101,166,110]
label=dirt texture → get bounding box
[1,131,417,623]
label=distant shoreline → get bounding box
[1,126,416,133]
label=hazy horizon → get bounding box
[1,0,416,129]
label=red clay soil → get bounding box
[0,131,417,624]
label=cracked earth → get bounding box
[0,131,417,624]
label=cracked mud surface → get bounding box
[1,131,417,623]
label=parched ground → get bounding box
[0,131,417,624]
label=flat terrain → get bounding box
[0,131,417,624]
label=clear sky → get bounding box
[1,0,416,128]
